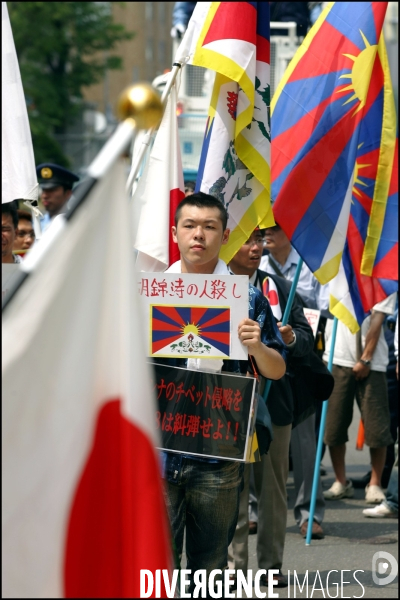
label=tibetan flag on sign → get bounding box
[272,2,391,285]
[151,305,230,357]
[2,161,171,597]
[133,82,185,271]
[2,2,39,204]
[176,1,274,264]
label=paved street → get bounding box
[247,403,398,598]
[181,404,398,598]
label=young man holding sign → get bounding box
[162,192,286,594]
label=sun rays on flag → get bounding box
[352,144,371,201]
[181,322,201,337]
[337,30,378,116]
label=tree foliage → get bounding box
[8,2,134,165]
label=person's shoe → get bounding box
[249,521,258,535]
[363,502,398,518]
[259,571,288,588]
[320,463,327,476]
[300,520,324,539]
[365,484,386,504]
[351,470,371,489]
[323,480,354,500]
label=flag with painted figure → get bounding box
[176,1,274,264]
[272,2,391,285]
[133,82,185,271]
[2,161,171,597]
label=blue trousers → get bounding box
[164,454,243,577]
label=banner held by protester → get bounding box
[272,2,392,285]
[173,2,274,265]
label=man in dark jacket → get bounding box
[228,228,315,587]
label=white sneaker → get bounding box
[365,484,386,504]
[323,480,354,500]
[363,502,398,518]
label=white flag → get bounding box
[2,161,171,598]
[2,2,38,204]
[132,83,185,272]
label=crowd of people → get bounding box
[2,166,398,594]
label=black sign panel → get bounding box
[152,363,256,461]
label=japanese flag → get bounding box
[2,160,171,597]
[132,82,185,271]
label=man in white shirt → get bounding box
[323,294,396,503]
[162,193,286,594]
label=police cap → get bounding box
[36,163,80,190]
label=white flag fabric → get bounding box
[173,2,211,65]
[2,161,171,598]
[132,83,185,272]
[2,2,38,204]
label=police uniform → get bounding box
[36,163,79,231]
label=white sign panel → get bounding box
[138,273,249,360]
[303,308,321,338]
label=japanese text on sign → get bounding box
[139,277,242,300]
[152,363,256,461]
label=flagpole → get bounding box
[262,258,303,402]
[126,63,182,195]
[305,316,338,546]
[2,83,163,314]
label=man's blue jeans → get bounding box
[164,453,243,579]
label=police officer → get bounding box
[36,163,79,231]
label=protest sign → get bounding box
[152,363,256,461]
[139,273,248,359]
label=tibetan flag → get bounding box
[272,2,390,285]
[151,305,230,357]
[329,136,398,332]
[177,2,274,264]
[2,161,171,597]
[133,82,185,271]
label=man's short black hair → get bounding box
[2,202,18,229]
[175,192,228,230]
[17,209,33,223]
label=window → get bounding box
[158,41,166,63]
[132,66,140,82]
[146,38,154,61]
[145,2,153,21]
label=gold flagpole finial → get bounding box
[117,82,163,129]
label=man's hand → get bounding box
[352,361,371,381]
[277,322,295,345]
[238,318,262,356]
[238,318,286,380]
